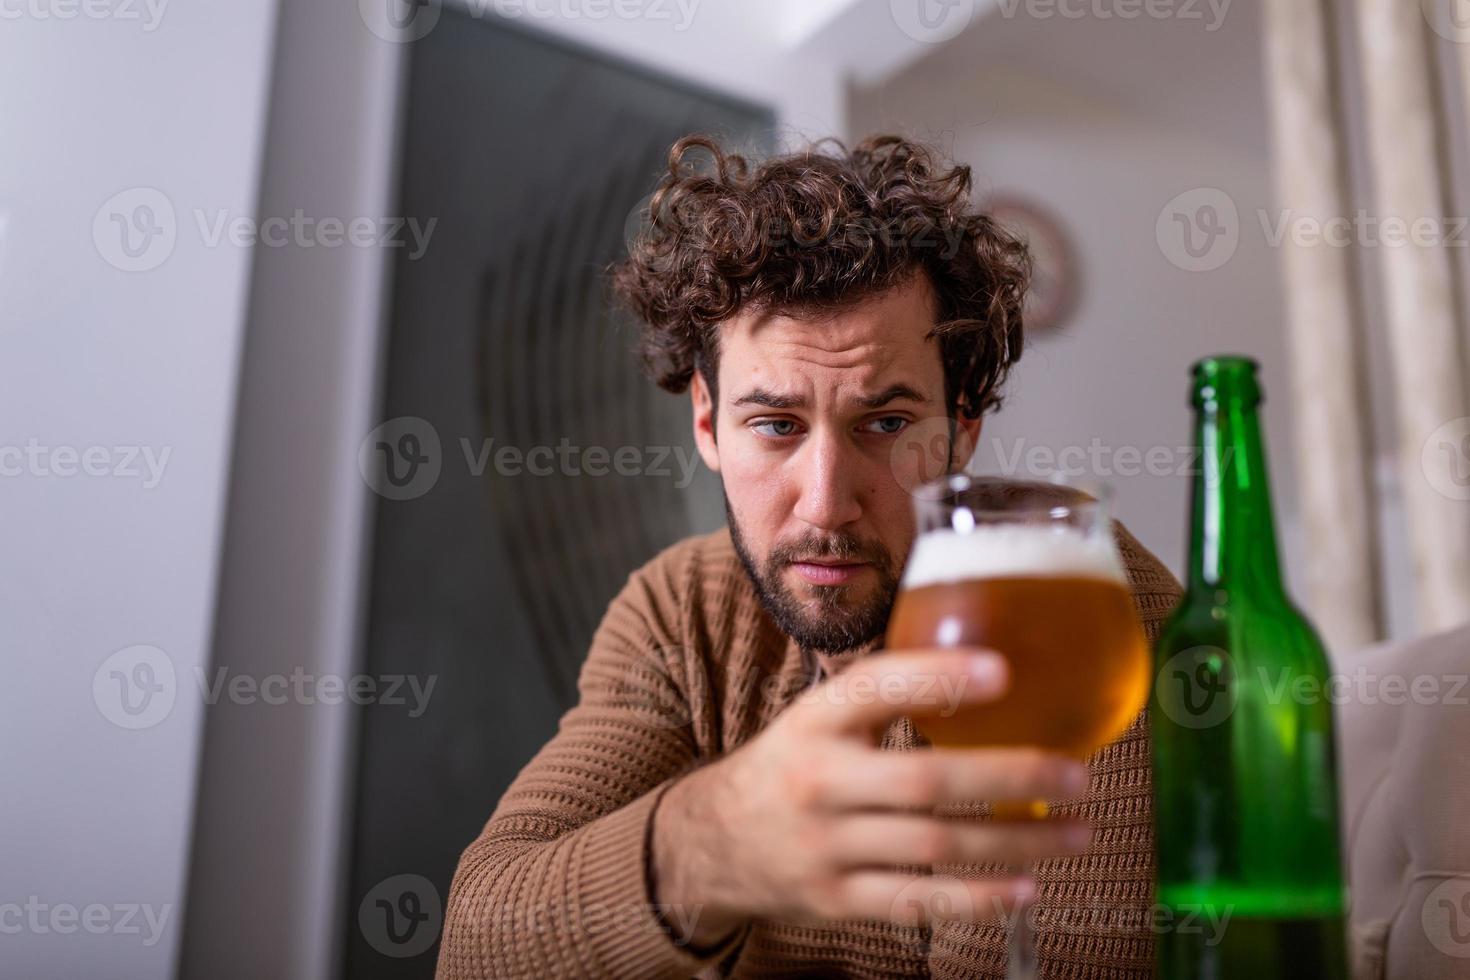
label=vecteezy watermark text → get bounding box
[359,417,705,501]
[459,438,701,487]
[196,667,436,717]
[0,0,168,29]
[0,440,170,488]
[92,188,437,272]
[93,645,438,729]
[1156,646,1470,729]
[0,898,172,947]
[1158,186,1470,272]
[982,436,1232,483]
[358,0,700,44]
[194,209,436,259]
[1259,209,1470,250]
[995,0,1231,31]
[625,192,971,263]
[891,877,1233,945]
[891,0,1229,44]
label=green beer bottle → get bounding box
[1151,356,1349,978]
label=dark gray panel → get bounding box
[345,13,772,978]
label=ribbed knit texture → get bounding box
[437,523,1182,979]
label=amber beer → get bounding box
[885,516,1151,757]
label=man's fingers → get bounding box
[834,871,1035,927]
[806,746,1089,810]
[827,814,1091,869]
[789,648,1008,737]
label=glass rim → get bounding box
[909,472,1115,514]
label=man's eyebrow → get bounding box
[732,388,806,409]
[730,384,929,410]
[857,384,929,408]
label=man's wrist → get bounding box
[651,769,745,951]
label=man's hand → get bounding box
[651,648,1092,949]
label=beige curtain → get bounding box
[1259,0,1379,651]
[1352,0,1470,634]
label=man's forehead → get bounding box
[717,276,942,386]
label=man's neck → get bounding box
[808,636,882,679]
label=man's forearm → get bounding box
[439,780,726,979]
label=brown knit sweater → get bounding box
[437,523,1182,979]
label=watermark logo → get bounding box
[624,192,657,257]
[1423,0,1470,43]
[1423,875,1470,957]
[1154,646,1235,729]
[93,645,176,730]
[890,416,976,497]
[359,417,442,501]
[1156,188,1238,272]
[359,874,442,958]
[1422,417,1470,501]
[359,0,441,42]
[890,0,977,43]
[93,188,176,273]
[889,875,977,929]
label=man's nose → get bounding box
[791,430,864,531]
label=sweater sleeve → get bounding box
[435,559,737,980]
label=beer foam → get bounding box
[901,524,1125,588]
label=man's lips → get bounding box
[788,560,870,585]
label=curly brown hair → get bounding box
[610,134,1031,420]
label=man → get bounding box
[436,135,1181,978]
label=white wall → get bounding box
[470,0,850,141]
[0,5,279,978]
[851,0,1457,644]
[176,3,405,978]
[15,2,1433,976]
[180,6,843,979]
[850,0,1309,608]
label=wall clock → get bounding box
[988,196,1079,336]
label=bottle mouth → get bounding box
[1191,354,1262,407]
[1191,354,1260,378]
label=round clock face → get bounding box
[988,197,1078,336]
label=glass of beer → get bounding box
[884,474,1151,979]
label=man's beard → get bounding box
[726,498,903,654]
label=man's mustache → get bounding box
[770,533,891,568]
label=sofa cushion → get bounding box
[1334,623,1470,978]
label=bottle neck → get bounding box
[1187,373,1286,598]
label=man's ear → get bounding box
[691,371,720,473]
[952,413,983,472]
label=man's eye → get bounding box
[864,416,909,435]
[753,419,799,438]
